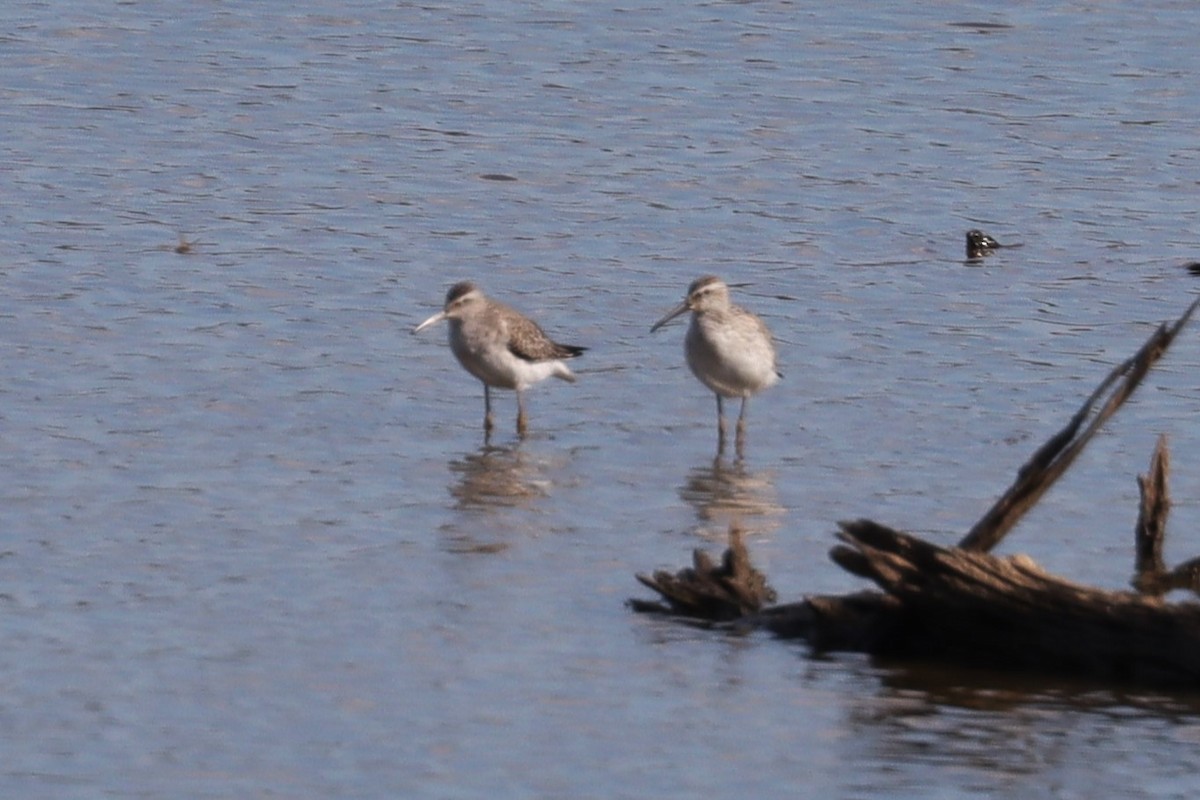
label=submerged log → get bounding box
[631,299,1200,687]
[829,518,1200,686]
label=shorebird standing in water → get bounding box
[651,275,780,455]
[413,281,586,439]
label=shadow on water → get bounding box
[826,656,1200,790]
[872,659,1200,716]
[678,454,784,540]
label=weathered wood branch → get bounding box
[959,297,1198,552]
[630,526,776,621]
[1133,435,1171,594]
[630,299,1200,687]
[1131,435,1200,597]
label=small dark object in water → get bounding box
[1184,262,1200,276]
[965,229,1002,259]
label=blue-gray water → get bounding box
[6,1,1200,797]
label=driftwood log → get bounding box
[631,299,1200,687]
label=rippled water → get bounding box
[6,1,1200,797]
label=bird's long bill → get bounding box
[412,310,447,334]
[650,301,690,333]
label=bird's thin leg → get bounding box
[715,394,727,455]
[735,397,749,460]
[516,390,529,438]
[483,384,495,437]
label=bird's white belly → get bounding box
[449,324,564,391]
[686,323,777,398]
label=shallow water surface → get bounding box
[6,0,1200,797]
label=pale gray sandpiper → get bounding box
[413,281,586,438]
[651,275,780,454]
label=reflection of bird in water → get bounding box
[447,444,550,512]
[678,456,784,540]
[965,229,1021,260]
[651,276,780,457]
[413,281,586,440]
[441,444,569,554]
